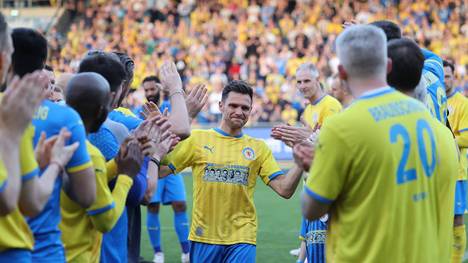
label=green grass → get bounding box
[139,174,303,262]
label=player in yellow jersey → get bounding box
[301,25,458,262]
[0,16,79,262]
[444,60,468,263]
[59,72,176,262]
[161,80,305,263]
[329,74,354,108]
[271,63,342,262]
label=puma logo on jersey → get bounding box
[203,145,214,153]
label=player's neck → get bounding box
[218,122,243,137]
[308,89,325,104]
[342,95,353,108]
[446,87,453,96]
[348,78,388,98]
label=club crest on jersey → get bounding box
[242,147,255,160]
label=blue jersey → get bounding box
[29,100,92,261]
[300,215,328,263]
[421,48,447,123]
[89,123,121,161]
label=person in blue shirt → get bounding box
[10,28,96,263]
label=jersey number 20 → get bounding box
[390,119,437,184]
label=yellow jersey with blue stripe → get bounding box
[60,141,133,263]
[448,91,468,181]
[302,95,342,128]
[305,87,458,262]
[165,128,283,245]
[0,125,38,252]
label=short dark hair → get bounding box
[11,28,48,77]
[113,51,135,83]
[44,64,53,72]
[78,53,126,92]
[142,75,160,84]
[370,20,402,41]
[0,13,8,50]
[221,80,253,101]
[443,60,454,72]
[387,38,424,92]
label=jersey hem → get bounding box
[189,237,256,246]
[22,168,39,182]
[304,186,334,204]
[87,202,116,216]
[67,161,93,174]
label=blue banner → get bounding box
[242,127,293,160]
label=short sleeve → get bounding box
[305,123,349,204]
[109,109,143,131]
[86,149,114,216]
[0,161,7,192]
[19,125,39,181]
[163,134,196,173]
[421,48,444,84]
[66,115,92,173]
[258,142,283,185]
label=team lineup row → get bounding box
[0,11,467,263]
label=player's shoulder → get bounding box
[85,140,105,162]
[323,95,342,108]
[114,107,138,118]
[43,99,82,121]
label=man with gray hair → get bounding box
[299,25,458,262]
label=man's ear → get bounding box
[338,65,347,81]
[386,58,393,75]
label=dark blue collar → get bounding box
[213,128,243,138]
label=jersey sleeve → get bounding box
[88,126,120,161]
[86,149,114,216]
[109,109,143,131]
[455,101,468,148]
[65,111,92,173]
[163,134,197,174]
[322,102,342,122]
[19,125,39,181]
[0,161,7,193]
[421,48,444,84]
[258,141,283,185]
[305,123,349,203]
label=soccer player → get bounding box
[271,63,342,146]
[160,80,305,263]
[272,63,341,263]
[139,76,192,263]
[10,27,96,262]
[301,25,458,262]
[329,74,353,108]
[444,60,468,263]
[60,72,174,262]
[371,20,448,123]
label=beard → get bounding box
[147,94,160,105]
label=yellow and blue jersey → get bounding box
[421,48,448,123]
[60,141,133,263]
[302,95,342,128]
[305,87,458,262]
[28,100,92,260]
[164,128,283,245]
[0,126,38,254]
[447,91,468,180]
[109,107,143,131]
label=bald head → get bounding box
[66,72,111,133]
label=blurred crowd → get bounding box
[45,0,468,125]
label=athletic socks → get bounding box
[147,211,162,253]
[174,211,190,253]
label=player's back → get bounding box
[322,88,457,262]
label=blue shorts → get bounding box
[190,242,255,263]
[150,174,186,205]
[0,249,31,263]
[454,180,467,215]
